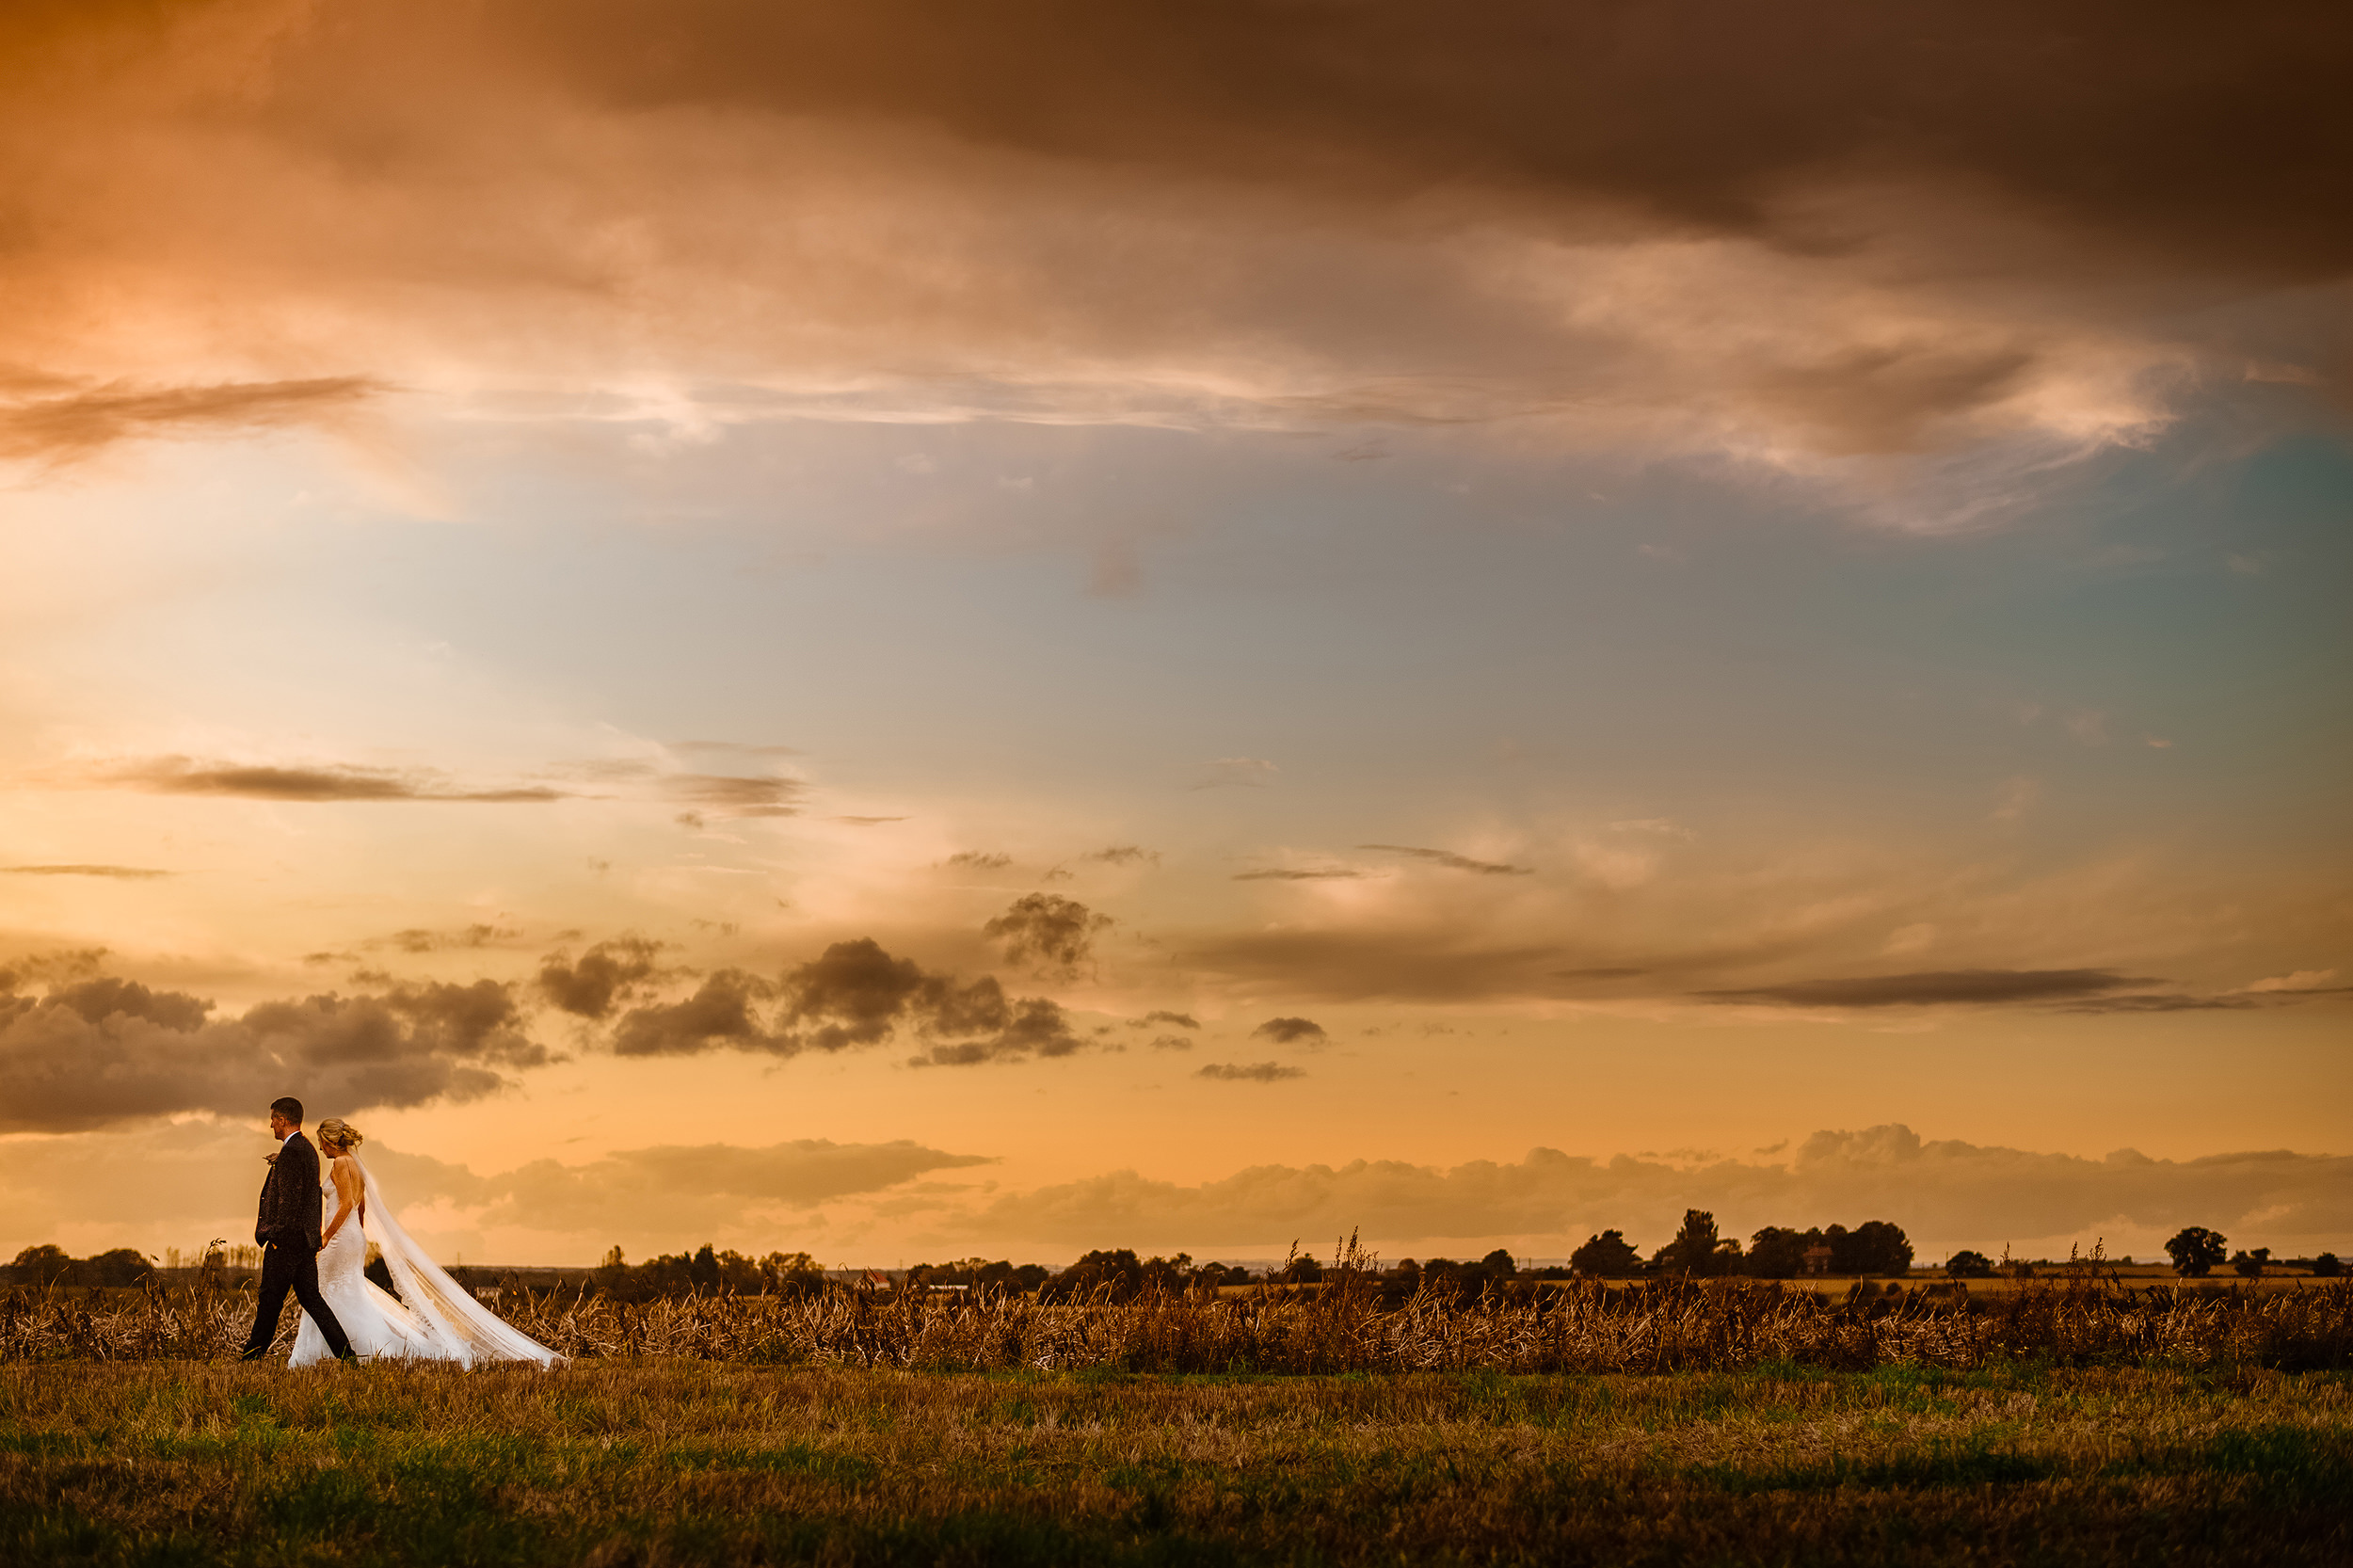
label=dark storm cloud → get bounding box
[0,969,546,1133]
[984,893,1112,974]
[942,852,1013,871]
[46,976,211,1032]
[908,997,1084,1068]
[537,936,667,1019]
[1139,1011,1199,1030]
[1361,845,1532,876]
[611,969,789,1055]
[1,864,169,879]
[2053,992,2265,1016]
[0,0,2342,486]
[1196,1062,1305,1083]
[1180,927,1567,1002]
[1234,868,1367,881]
[94,757,570,804]
[782,939,1085,1066]
[1252,1016,1328,1047]
[504,0,2353,280]
[780,939,946,1049]
[0,374,379,463]
[1700,968,2158,1008]
[1080,846,1159,867]
[594,937,1090,1067]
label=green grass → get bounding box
[4,1362,2348,1565]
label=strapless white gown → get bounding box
[290,1154,561,1368]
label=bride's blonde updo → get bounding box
[316,1117,363,1153]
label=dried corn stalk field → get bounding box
[7,1273,2349,1373]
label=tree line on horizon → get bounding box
[1568,1211,1916,1279]
[5,1222,2340,1298]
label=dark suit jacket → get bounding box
[256,1131,324,1250]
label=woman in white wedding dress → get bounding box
[290,1118,562,1368]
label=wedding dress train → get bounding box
[290,1155,561,1368]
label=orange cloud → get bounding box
[0,1,2337,500]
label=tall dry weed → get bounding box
[8,1261,2348,1372]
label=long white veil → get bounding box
[357,1156,563,1368]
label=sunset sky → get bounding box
[4,0,2348,1271]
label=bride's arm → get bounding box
[322,1157,363,1250]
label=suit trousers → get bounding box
[240,1239,355,1361]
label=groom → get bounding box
[237,1096,357,1364]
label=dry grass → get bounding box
[8,1272,2351,1375]
[4,1359,2347,1564]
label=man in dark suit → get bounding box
[238,1096,357,1363]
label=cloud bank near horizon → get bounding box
[958,1125,2353,1257]
[3,1120,2345,1265]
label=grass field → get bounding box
[10,1275,2351,1372]
[8,1279,2347,1563]
[5,1360,2349,1566]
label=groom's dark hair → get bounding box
[270,1096,304,1123]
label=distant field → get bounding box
[1744,1268,2331,1301]
[8,1275,2349,1372]
[5,1360,2347,1566]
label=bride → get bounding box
[290,1117,562,1368]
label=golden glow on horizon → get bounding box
[2,1,2347,1269]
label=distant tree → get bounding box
[591,1246,742,1302]
[1944,1250,1995,1278]
[2230,1247,2271,1279]
[1824,1222,1900,1275]
[78,1248,153,1288]
[2310,1253,2342,1279]
[759,1251,824,1295]
[1144,1253,1196,1292]
[1480,1248,1517,1277]
[1277,1253,1322,1286]
[1568,1230,1641,1277]
[1046,1249,1195,1299]
[1745,1227,1809,1279]
[2164,1226,2229,1278]
[1654,1210,1728,1276]
[601,1245,625,1269]
[1418,1257,1468,1294]
[1842,1221,1915,1277]
[8,1245,72,1287]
